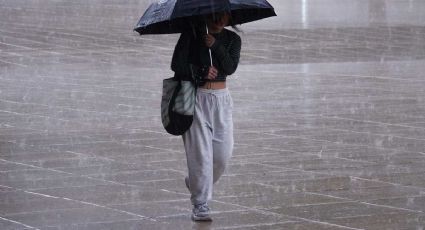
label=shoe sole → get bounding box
[191,214,212,222]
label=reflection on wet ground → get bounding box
[1,0,425,229]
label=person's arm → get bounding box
[171,32,192,76]
[210,33,241,75]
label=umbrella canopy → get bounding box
[134,0,276,35]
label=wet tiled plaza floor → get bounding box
[1,0,425,229]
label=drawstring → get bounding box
[206,24,213,67]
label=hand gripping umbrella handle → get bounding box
[206,25,213,67]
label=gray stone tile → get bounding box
[126,178,189,193]
[268,201,414,222]
[108,200,192,218]
[109,199,247,219]
[0,218,33,230]
[0,176,112,190]
[87,169,185,183]
[42,219,172,230]
[0,169,72,184]
[1,0,425,228]
[30,184,188,205]
[321,184,424,201]
[0,191,50,205]
[111,151,185,164]
[219,170,329,186]
[261,176,385,193]
[10,156,114,169]
[232,151,322,164]
[328,212,425,230]
[3,207,144,228]
[1,151,80,163]
[365,171,425,188]
[367,195,425,212]
[217,192,344,210]
[261,157,377,172]
[0,193,88,215]
[54,162,157,176]
[144,159,189,171]
[0,161,36,172]
[156,210,295,230]
[215,221,351,230]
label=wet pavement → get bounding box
[1,0,425,229]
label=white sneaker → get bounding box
[191,203,212,221]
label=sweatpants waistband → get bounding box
[197,87,229,95]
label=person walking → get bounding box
[171,12,241,221]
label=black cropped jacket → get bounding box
[171,27,241,85]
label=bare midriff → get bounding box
[200,81,226,89]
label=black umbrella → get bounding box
[134,0,276,35]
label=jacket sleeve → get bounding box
[210,33,241,75]
[171,32,193,76]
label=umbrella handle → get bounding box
[206,25,213,67]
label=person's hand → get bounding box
[204,34,216,48]
[205,66,218,80]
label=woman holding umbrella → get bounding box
[171,12,241,221]
[135,0,276,222]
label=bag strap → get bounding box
[189,65,198,95]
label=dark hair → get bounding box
[206,12,242,33]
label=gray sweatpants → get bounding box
[182,88,234,205]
